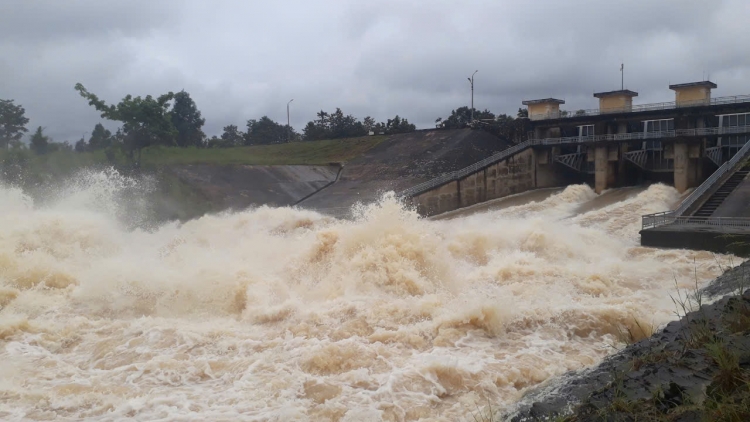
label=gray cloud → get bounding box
[1,0,749,142]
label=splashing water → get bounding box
[0,171,736,421]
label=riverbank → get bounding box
[508,260,750,421]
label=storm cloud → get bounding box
[1,0,749,141]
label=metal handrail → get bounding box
[642,215,750,230]
[675,137,750,216]
[529,94,750,121]
[401,124,750,198]
[641,138,750,230]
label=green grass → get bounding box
[139,135,387,167]
[1,135,386,178]
[1,135,386,190]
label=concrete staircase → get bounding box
[692,165,750,217]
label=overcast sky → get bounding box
[1,0,749,142]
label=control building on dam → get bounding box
[404,80,750,217]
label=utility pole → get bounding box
[620,63,624,90]
[287,99,294,141]
[468,70,478,123]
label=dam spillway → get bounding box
[0,172,734,421]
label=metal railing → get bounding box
[675,138,750,216]
[529,94,750,121]
[624,150,648,169]
[401,124,750,198]
[555,152,586,172]
[642,214,750,230]
[640,137,750,230]
[706,146,723,166]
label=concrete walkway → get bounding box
[712,171,750,217]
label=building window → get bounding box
[719,112,750,127]
[643,119,674,133]
[641,119,673,150]
[578,125,594,137]
[718,113,750,148]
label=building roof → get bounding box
[521,98,565,105]
[669,81,717,90]
[593,89,639,98]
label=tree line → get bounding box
[0,85,420,163]
[434,106,530,141]
[1,83,531,164]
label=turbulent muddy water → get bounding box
[0,172,735,421]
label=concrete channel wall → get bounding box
[168,164,340,209]
[410,148,579,216]
[298,129,511,214]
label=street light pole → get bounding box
[287,99,294,141]
[468,70,478,123]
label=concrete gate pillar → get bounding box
[594,145,611,193]
[673,142,697,193]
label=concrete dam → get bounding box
[164,82,750,257]
[3,80,750,420]
[0,161,732,420]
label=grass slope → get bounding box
[140,135,387,166]
[0,135,387,183]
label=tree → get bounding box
[206,135,225,148]
[436,105,528,143]
[29,126,49,155]
[48,140,72,153]
[74,83,176,163]
[303,111,330,141]
[88,123,112,150]
[436,107,495,129]
[384,115,416,134]
[373,121,386,134]
[171,90,205,147]
[74,138,87,152]
[363,116,376,134]
[303,108,367,141]
[245,116,294,145]
[329,108,367,138]
[0,99,30,149]
[220,124,244,146]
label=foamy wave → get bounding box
[0,173,739,421]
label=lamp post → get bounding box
[468,70,478,123]
[287,99,294,141]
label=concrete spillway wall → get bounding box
[409,148,580,216]
[298,129,511,214]
[156,164,340,220]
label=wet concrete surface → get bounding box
[430,188,562,220]
[168,164,339,209]
[298,129,511,215]
[573,186,646,215]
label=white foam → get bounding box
[0,173,737,421]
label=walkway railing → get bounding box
[642,214,750,230]
[641,138,750,230]
[401,124,750,198]
[529,94,750,121]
